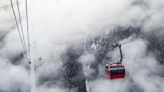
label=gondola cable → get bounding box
[24,1,37,92]
[10,0,36,91]
[15,0,27,53]
[25,0,31,59]
[25,0,31,64]
[10,0,28,59]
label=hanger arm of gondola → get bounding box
[118,44,123,64]
[112,43,123,64]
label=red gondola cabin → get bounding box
[105,64,125,79]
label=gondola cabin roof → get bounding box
[106,63,124,67]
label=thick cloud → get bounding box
[0,0,164,92]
